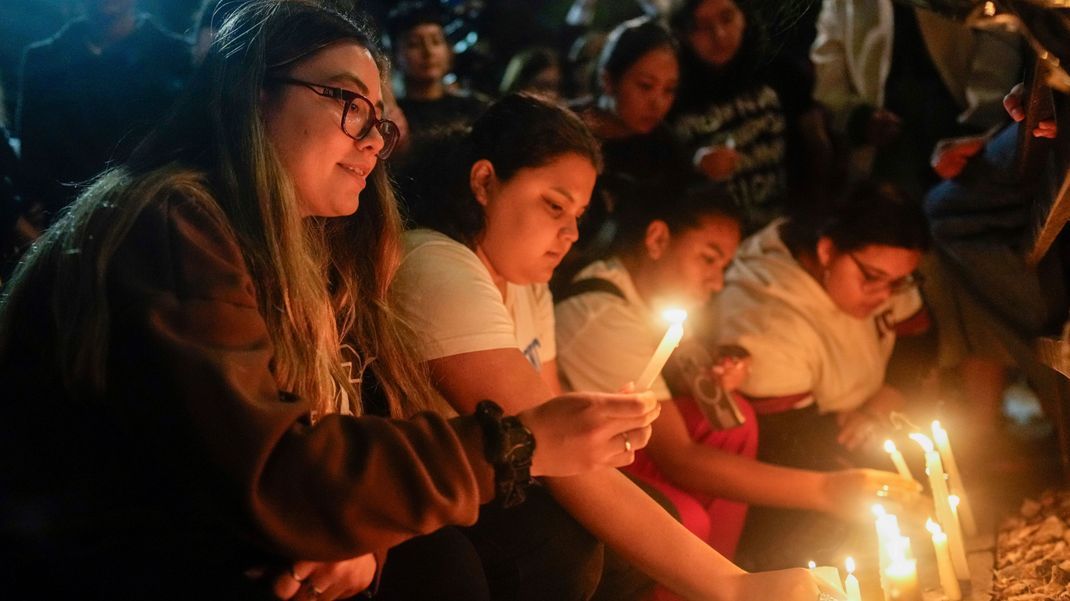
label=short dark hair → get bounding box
[399,93,602,246]
[781,181,931,254]
[610,178,743,255]
[385,0,446,52]
[598,16,679,85]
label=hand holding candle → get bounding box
[636,308,687,391]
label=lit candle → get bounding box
[909,433,969,580]
[884,557,921,601]
[872,504,899,576]
[636,308,687,390]
[844,557,862,601]
[883,439,914,481]
[932,421,976,536]
[926,519,962,600]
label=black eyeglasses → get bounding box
[266,76,400,159]
[847,252,923,295]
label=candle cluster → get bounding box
[864,420,975,601]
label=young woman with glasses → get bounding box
[707,181,930,569]
[0,2,660,599]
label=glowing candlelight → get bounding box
[932,421,976,536]
[844,557,862,601]
[927,519,962,600]
[884,557,920,601]
[636,308,687,390]
[883,439,914,481]
[909,433,969,580]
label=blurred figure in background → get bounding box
[499,46,562,101]
[386,0,489,137]
[16,0,191,222]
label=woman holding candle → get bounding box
[394,93,845,600]
[0,3,664,598]
[555,185,920,565]
[709,182,931,569]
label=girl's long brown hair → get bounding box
[0,0,440,418]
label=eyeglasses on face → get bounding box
[266,76,400,159]
[846,252,923,295]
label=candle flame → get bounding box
[949,495,960,510]
[883,439,897,453]
[908,432,934,453]
[661,308,688,324]
[846,557,856,574]
[808,560,817,570]
[926,519,942,535]
[984,1,996,16]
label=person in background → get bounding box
[16,0,192,223]
[667,0,790,231]
[810,0,1022,196]
[555,185,919,576]
[499,46,563,100]
[708,182,930,569]
[395,91,846,601]
[386,0,489,137]
[0,3,659,598]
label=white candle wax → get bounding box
[926,519,962,600]
[884,558,921,601]
[812,566,846,594]
[910,433,969,581]
[932,421,977,536]
[636,308,687,390]
[844,557,862,601]
[883,439,915,481]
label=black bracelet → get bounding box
[474,400,537,508]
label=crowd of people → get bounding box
[0,0,1062,600]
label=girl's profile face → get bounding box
[819,241,922,319]
[687,0,746,68]
[262,42,386,218]
[474,153,597,285]
[654,215,740,307]
[608,46,679,134]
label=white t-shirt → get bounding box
[394,229,556,370]
[711,220,922,413]
[555,258,673,400]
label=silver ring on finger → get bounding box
[621,431,632,453]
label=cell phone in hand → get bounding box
[662,341,747,431]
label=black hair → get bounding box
[609,178,743,255]
[398,92,602,247]
[385,0,447,52]
[597,16,679,85]
[499,47,560,96]
[781,181,931,254]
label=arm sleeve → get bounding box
[109,197,494,561]
[810,0,867,134]
[393,238,518,360]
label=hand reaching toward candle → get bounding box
[818,469,923,522]
[836,385,905,450]
[729,568,847,601]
